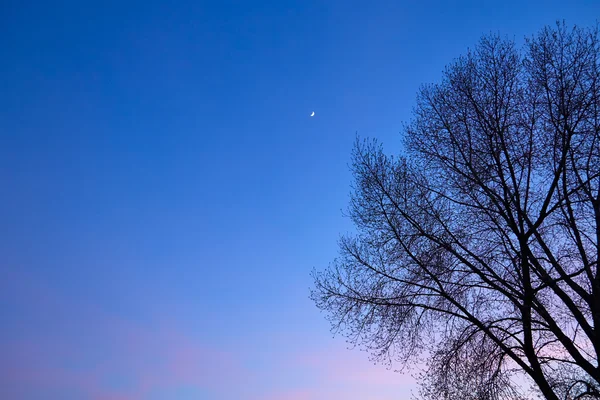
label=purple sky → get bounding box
[1,1,599,399]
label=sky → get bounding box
[1,1,599,399]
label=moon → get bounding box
[310,111,315,117]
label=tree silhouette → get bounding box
[311,23,600,400]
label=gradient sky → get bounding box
[1,1,599,399]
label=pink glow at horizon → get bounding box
[1,267,415,400]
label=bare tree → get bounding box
[311,23,600,400]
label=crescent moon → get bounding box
[310,111,315,117]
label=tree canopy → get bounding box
[311,23,600,400]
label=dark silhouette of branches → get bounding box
[311,23,600,400]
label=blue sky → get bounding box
[1,1,599,399]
